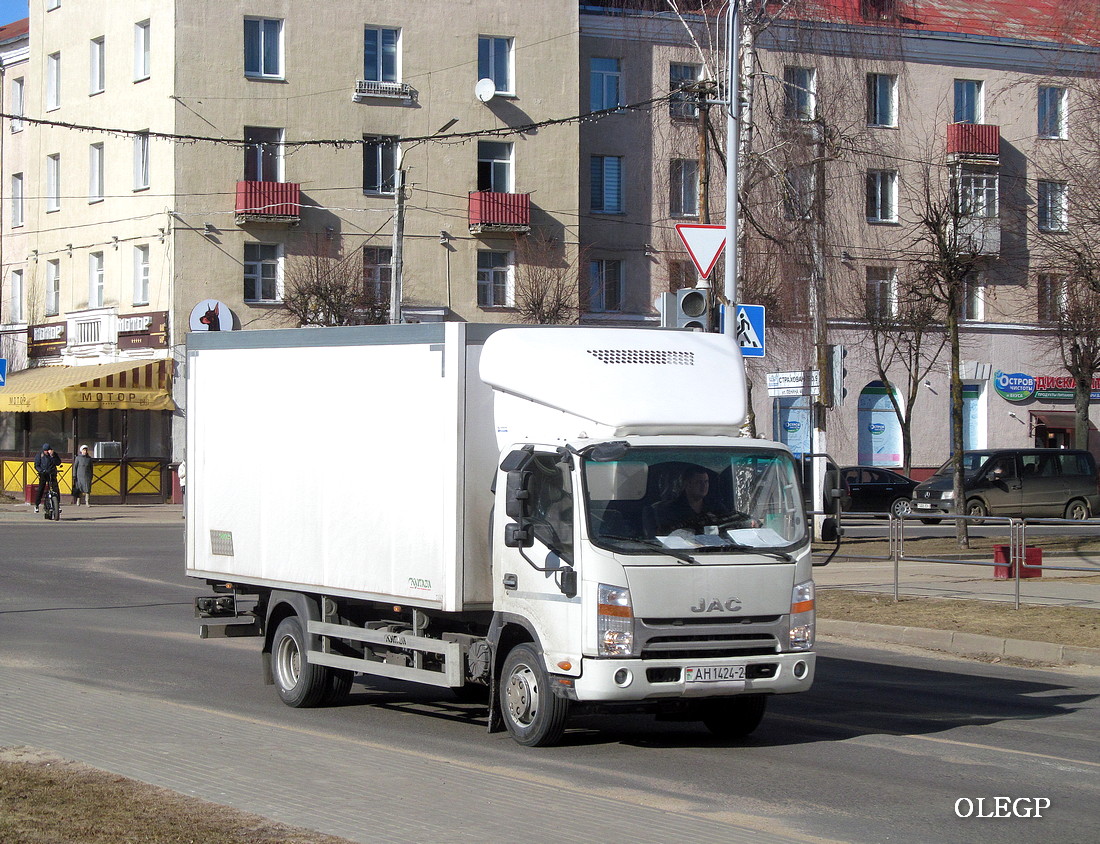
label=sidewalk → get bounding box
[815,554,1100,667]
[0,499,182,524]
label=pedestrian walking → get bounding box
[33,443,62,514]
[72,444,93,506]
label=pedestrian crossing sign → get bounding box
[734,305,765,357]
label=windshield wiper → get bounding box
[598,535,699,565]
[688,540,794,562]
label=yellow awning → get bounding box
[0,360,175,412]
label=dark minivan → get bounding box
[912,449,1099,522]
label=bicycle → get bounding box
[40,475,61,521]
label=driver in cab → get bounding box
[650,466,755,536]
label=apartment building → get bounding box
[580,0,1100,474]
[0,0,580,501]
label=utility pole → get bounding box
[389,151,405,325]
[722,1,741,337]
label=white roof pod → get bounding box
[479,327,748,439]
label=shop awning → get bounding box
[0,360,175,412]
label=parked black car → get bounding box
[838,466,920,517]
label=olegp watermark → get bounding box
[954,797,1050,819]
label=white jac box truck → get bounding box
[187,323,819,746]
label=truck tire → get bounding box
[271,616,330,708]
[499,644,569,747]
[701,694,767,739]
[322,669,354,704]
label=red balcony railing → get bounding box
[235,180,301,222]
[468,191,531,233]
[946,123,1000,159]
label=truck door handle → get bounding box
[503,573,518,590]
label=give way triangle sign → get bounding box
[675,223,726,280]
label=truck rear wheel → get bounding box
[499,644,569,747]
[701,694,767,739]
[272,616,330,708]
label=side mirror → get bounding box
[504,522,533,548]
[505,470,532,520]
[559,568,578,598]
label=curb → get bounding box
[819,619,1100,667]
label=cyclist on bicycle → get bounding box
[34,442,62,515]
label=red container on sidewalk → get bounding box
[993,544,1043,579]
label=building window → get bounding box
[89,252,105,308]
[90,37,105,95]
[590,155,623,214]
[589,259,623,313]
[364,27,399,82]
[478,35,512,94]
[363,246,392,305]
[11,173,23,227]
[1037,273,1066,323]
[8,268,24,323]
[46,260,60,316]
[956,168,998,218]
[46,154,61,212]
[865,170,897,222]
[865,267,896,319]
[961,274,983,321]
[244,243,282,302]
[477,141,513,192]
[47,0,60,9]
[477,250,514,308]
[670,159,699,217]
[1038,86,1066,139]
[590,57,621,111]
[783,66,815,120]
[133,244,150,305]
[244,17,283,79]
[363,136,397,194]
[10,77,24,131]
[46,52,61,111]
[953,78,983,124]
[1037,180,1067,232]
[134,20,150,81]
[133,132,150,190]
[244,126,283,182]
[782,165,814,220]
[670,63,699,119]
[89,143,104,202]
[866,73,896,127]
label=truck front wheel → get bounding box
[272,616,330,708]
[701,694,767,739]
[499,644,569,747]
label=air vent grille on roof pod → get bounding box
[587,349,695,366]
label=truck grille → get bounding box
[636,616,783,659]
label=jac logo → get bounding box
[691,597,742,613]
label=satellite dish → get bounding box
[475,77,497,103]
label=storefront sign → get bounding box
[118,311,169,351]
[28,322,66,358]
[994,370,1100,402]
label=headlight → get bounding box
[789,580,815,651]
[597,583,634,657]
[941,490,955,501]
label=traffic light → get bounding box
[675,287,709,330]
[828,344,847,407]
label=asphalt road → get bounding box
[1,515,1099,843]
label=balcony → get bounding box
[947,123,1000,163]
[954,216,1001,256]
[468,191,531,234]
[353,80,416,103]
[235,181,301,225]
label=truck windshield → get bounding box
[582,447,806,557]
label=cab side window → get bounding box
[527,453,573,562]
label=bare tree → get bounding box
[909,169,991,548]
[282,236,387,327]
[858,268,947,473]
[512,229,584,325]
